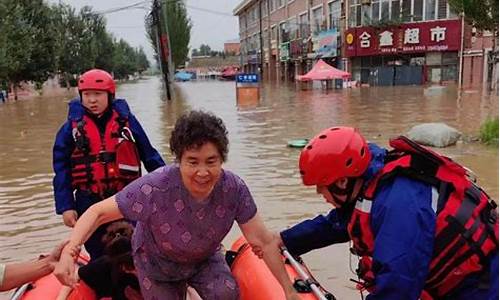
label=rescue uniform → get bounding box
[281,143,498,300]
[53,98,165,259]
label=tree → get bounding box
[448,0,499,90]
[448,0,498,32]
[166,1,192,68]
[52,4,109,86]
[136,47,150,74]
[0,0,58,99]
[145,0,191,69]
[113,39,137,80]
[199,44,211,56]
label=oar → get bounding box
[281,248,330,300]
[9,283,31,300]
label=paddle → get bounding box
[281,248,334,300]
[9,283,31,300]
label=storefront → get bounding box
[345,20,461,85]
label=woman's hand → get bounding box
[53,246,78,287]
[46,240,70,269]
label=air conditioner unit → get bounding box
[361,0,371,5]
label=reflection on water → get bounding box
[0,77,497,298]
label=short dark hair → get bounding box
[170,110,229,162]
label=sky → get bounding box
[50,0,242,61]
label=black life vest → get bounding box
[70,110,141,199]
[348,136,498,299]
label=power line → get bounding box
[96,0,150,15]
[185,4,235,17]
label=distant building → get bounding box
[224,39,241,55]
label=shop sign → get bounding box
[313,29,338,58]
[280,42,290,61]
[236,73,259,83]
[345,20,461,57]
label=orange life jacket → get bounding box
[348,136,498,299]
[70,110,141,198]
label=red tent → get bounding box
[296,59,351,81]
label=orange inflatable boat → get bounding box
[226,236,335,300]
[12,237,333,300]
[11,254,99,300]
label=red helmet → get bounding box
[78,69,116,94]
[299,127,371,186]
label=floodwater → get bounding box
[0,77,497,299]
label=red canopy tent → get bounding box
[296,59,351,81]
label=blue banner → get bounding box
[236,73,259,83]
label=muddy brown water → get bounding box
[0,77,497,299]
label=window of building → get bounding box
[413,0,423,21]
[437,0,447,19]
[239,15,246,31]
[371,0,380,22]
[289,17,298,40]
[328,0,342,29]
[425,0,435,19]
[381,0,390,20]
[402,0,411,21]
[279,21,288,42]
[277,0,284,8]
[263,29,269,48]
[299,13,309,37]
[349,1,361,26]
[391,0,400,20]
[361,5,371,25]
[271,25,277,41]
[312,6,324,33]
[270,0,275,12]
[262,0,268,16]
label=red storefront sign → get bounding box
[344,20,461,57]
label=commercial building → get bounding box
[234,0,345,82]
[233,0,496,87]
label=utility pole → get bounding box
[259,0,264,78]
[153,0,172,100]
[458,12,464,90]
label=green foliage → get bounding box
[0,0,57,86]
[146,0,192,69]
[113,39,137,79]
[448,0,498,32]
[166,1,192,68]
[199,44,211,56]
[136,47,150,73]
[0,1,151,90]
[479,117,499,146]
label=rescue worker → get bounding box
[53,69,165,260]
[278,127,498,299]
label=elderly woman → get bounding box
[54,110,298,300]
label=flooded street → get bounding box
[0,77,497,299]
